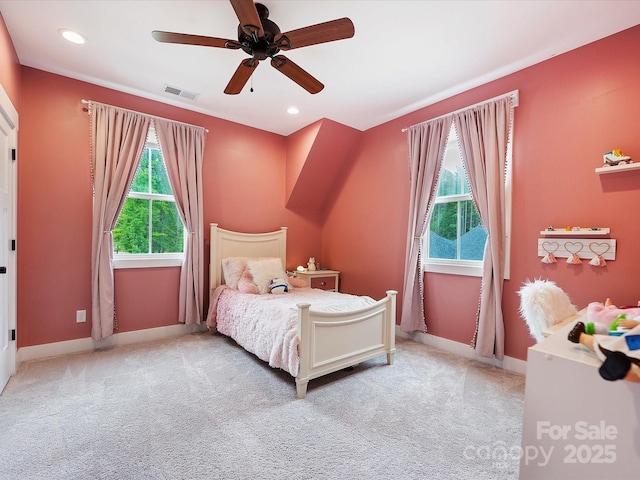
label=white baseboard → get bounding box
[16,324,525,375]
[395,326,527,375]
[16,323,209,366]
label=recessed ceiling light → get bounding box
[287,107,299,115]
[59,28,87,45]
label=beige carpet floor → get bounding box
[0,333,525,479]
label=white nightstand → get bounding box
[295,270,340,292]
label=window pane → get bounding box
[437,153,462,197]
[151,149,172,195]
[459,200,487,260]
[436,166,460,197]
[113,198,149,253]
[428,200,487,261]
[428,202,457,259]
[151,200,184,253]
[437,129,470,197]
[130,148,150,193]
[114,131,186,260]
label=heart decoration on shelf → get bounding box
[541,241,559,264]
[588,242,610,267]
[565,241,584,265]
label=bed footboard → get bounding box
[295,290,397,399]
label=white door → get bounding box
[0,84,17,393]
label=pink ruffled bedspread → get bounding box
[206,286,375,377]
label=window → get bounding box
[422,123,512,277]
[112,126,185,268]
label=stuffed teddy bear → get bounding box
[269,277,289,294]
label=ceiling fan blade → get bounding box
[229,0,264,38]
[270,55,324,94]
[275,18,354,50]
[152,31,241,49]
[224,59,259,95]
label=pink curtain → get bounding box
[154,120,206,325]
[400,117,452,333]
[90,104,150,340]
[453,96,513,359]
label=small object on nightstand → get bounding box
[307,257,316,271]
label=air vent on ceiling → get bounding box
[162,84,199,100]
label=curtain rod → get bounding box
[81,99,209,133]
[401,89,519,132]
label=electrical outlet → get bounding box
[76,310,86,323]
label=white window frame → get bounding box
[113,126,185,269]
[422,121,512,279]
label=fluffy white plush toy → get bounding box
[518,279,577,342]
[269,277,289,294]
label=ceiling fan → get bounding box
[152,0,355,95]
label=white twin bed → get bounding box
[206,223,397,398]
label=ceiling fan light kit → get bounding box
[152,0,354,95]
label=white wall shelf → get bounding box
[537,238,616,260]
[539,228,609,236]
[595,162,640,174]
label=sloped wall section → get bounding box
[285,118,361,224]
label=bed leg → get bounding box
[387,352,395,365]
[296,379,308,399]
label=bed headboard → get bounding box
[209,223,287,291]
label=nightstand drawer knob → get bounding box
[320,281,326,286]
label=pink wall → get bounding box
[17,68,322,347]
[10,18,640,362]
[324,25,640,360]
[286,120,321,203]
[0,12,20,109]
[285,118,361,225]
[321,121,409,301]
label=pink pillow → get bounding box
[221,257,248,289]
[246,257,287,294]
[237,268,259,294]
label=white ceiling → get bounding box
[2,0,640,136]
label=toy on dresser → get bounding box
[575,298,640,336]
[567,298,640,382]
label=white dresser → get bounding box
[520,316,640,479]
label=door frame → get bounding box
[0,83,18,392]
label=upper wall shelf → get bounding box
[595,162,640,174]
[540,228,610,236]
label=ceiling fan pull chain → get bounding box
[250,74,254,93]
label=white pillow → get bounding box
[246,257,287,294]
[221,257,248,289]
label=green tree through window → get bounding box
[113,132,184,255]
[426,125,487,262]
